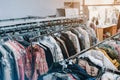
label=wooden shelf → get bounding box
[85,4,120,6]
[96,24,117,41]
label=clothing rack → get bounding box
[29,25,73,42]
[29,18,81,55]
[67,32,120,60]
[0,17,82,30]
[0,16,42,22]
[0,16,82,28]
[0,17,82,37]
[67,32,120,75]
[28,17,83,45]
[1,17,120,77]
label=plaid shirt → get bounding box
[5,41,26,80]
[25,44,48,80]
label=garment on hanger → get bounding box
[60,33,77,56]
[77,58,99,77]
[34,42,54,68]
[0,40,26,80]
[76,27,91,48]
[4,40,26,80]
[39,36,64,62]
[79,50,117,70]
[38,60,99,80]
[39,72,76,80]
[70,28,85,50]
[25,44,48,80]
[0,45,19,80]
[54,37,69,58]
[82,25,98,46]
[101,72,120,80]
[65,31,81,53]
[98,40,120,70]
[0,21,99,80]
[99,49,120,68]
[0,51,2,80]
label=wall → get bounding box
[0,0,65,19]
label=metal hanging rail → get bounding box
[0,16,42,22]
[0,17,82,37]
[0,16,82,28]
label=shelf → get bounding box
[96,24,117,41]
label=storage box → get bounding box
[56,8,79,17]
